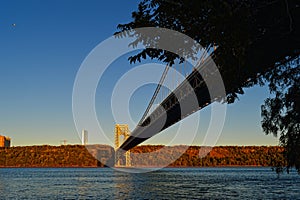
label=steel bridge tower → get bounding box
[114,124,131,167]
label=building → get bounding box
[0,135,11,147]
[82,130,88,145]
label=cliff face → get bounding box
[85,144,115,167]
[0,145,114,167]
[130,145,286,167]
[0,145,285,167]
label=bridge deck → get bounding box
[119,58,224,151]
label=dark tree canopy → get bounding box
[116,0,300,173]
[261,58,300,173]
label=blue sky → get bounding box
[0,0,278,146]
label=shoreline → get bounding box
[1,145,285,168]
[0,165,272,169]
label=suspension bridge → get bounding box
[114,46,228,166]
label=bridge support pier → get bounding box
[114,124,131,167]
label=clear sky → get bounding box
[0,0,279,147]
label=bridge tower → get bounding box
[114,124,131,167]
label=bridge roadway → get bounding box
[119,58,224,151]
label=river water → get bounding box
[0,167,299,199]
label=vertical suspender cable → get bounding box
[138,64,170,126]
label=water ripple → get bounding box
[0,167,299,199]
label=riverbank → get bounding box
[0,145,285,167]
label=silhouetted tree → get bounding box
[116,0,299,173]
[262,62,300,173]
